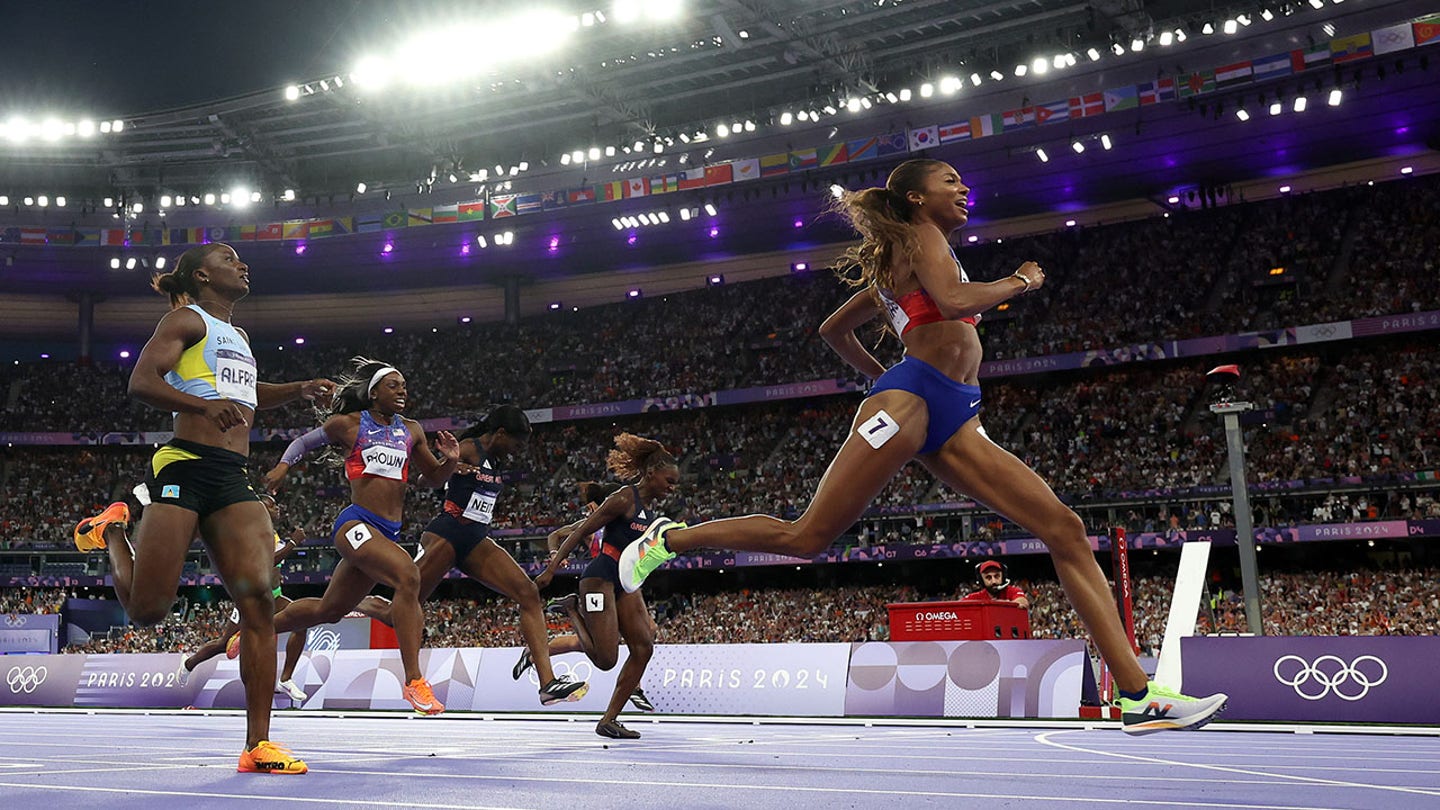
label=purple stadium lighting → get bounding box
[461,243,471,255]
[627,234,637,245]
[708,227,719,238]
[294,337,305,345]
[627,288,642,299]
[791,261,809,272]
[548,301,562,310]
[793,218,803,228]
[548,236,560,251]
[967,235,979,243]
[1065,219,1077,227]
[708,274,724,286]
[381,242,394,254]
[118,350,131,359]
[40,353,50,359]
[1168,195,1180,204]
[294,244,307,255]
[1400,166,1414,175]
[1279,185,1292,193]
[459,316,472,324]
[382,327,394,334]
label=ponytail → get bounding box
[151,243,224,309]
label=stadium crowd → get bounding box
[1,175,1436,436]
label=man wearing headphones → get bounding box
[963,560,1029,609]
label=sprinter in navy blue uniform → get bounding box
[535,433,678,739]
[356,406,588,706]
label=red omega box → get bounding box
[886,600,1031,641]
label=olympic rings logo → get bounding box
[1273,654,1388,701]
[6,665,48,694]
[4,614,26,627]
[529,659,593,688]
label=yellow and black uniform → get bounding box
[148,304,261,518]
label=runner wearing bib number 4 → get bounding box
[264,357,460,716]
[357,406,589,707]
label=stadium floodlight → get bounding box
[1293,96,1307,112]
[204,193,216,205]
[125,257,137,270]
[780,111,793,126]
[99,121,112,134]
[36,195,48,207]
[110,257,121,269]
[160,195,173,208]
[1160,30,1174,46]
[1087,47,1101,61]
[1236,108,1251,121]
[1036,148,1049,163]
[919,82,934,98]
[77,119,95,137]
[285,85,300,101]
[1013,64,1028,77]
[355,182,367,194]
[132,201,144,213]
[55,196,66,207]
[1100,134,1112,150]
[283,188,295,201]
[1328,89,1342,106]
[1031,58,1048,75]
[155,257,166,269]
[703,203,717,216]
[898,88,911,101]
[111,119,124,132]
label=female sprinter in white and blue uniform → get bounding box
[266,357,459,715]
[621,159,1229,736]
[536,434,677,739]
[84,242,331,773]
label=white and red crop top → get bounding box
[876,253,979,335]
[345,410,414,481]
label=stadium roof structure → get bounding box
[0,0,1436,304]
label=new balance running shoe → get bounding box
[177,657,192,687]
[225,632,241,659]
[74,502,130,552]
[617,517,683,593]
[629,688,656,713]
[276,679,307,702]
[403,677,445,715]
[539,676,589,706]
[513,648,534,680]
[596,720,641,739]
[237,740,308,774]
[1119,683,1228,735]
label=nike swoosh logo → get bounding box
[411,698,434,710]
[969,399,981,408]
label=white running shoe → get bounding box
[276,679,307,702]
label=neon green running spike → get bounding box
[618,517,682,593]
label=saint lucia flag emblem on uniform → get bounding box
[161,485,181,499]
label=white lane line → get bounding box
[1036,730,1440,798]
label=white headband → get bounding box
[367,366,400,397]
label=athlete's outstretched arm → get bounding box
[536,492,633,589]
[411,426,460,489]
[912,225,1041,319]
[255,378,336,410]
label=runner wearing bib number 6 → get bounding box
[355,406,590,707]
[264,356,460,716]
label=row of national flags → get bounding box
[3,16,1435,249]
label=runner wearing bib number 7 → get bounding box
[264,356,460,716]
